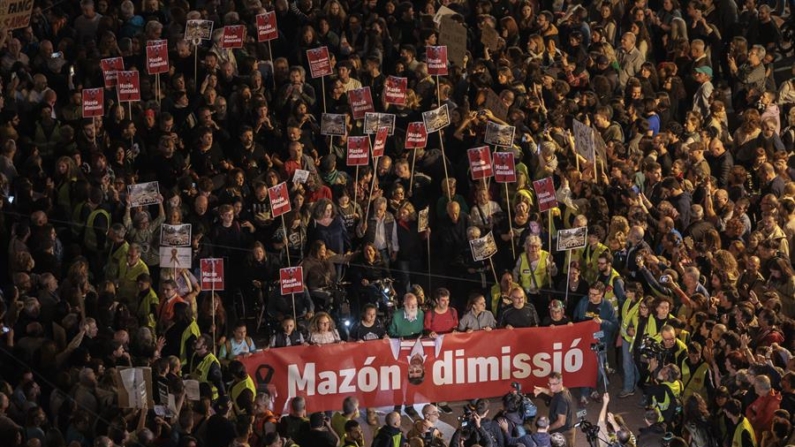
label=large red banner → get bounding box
[241,322,599,413]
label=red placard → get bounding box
[426,46,449,76]
[256,12,278,42]
[241,321,599,413]
[100,57,124,89]
[221,25,245,49]
[533,177,559,212]
[82,88,104,118]
[384,76,407,105]
[279,266,304,295]
[146,44,169,75]
[372,126,389,158]
[147,39,167,47]
[200,258,225,290]
[468,146,493,180]
[493,152,517,183]
[116,71,141,102]
[268,182,292,217]
[405,122,427,149]
[346,136,370,166]
[347,87,375,120]
[307,47,332,78]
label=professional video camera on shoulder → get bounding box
[458,403,476,438]
[508,381,538,423]
[638,335,665,362]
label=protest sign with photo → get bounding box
[0,0,34,30]
[293,169,310,184]
[146,44,169,74]
[573,119,595,162]
[470,232,498,261]
[127,181,160,207]
[307,47,332,78]
[557,227,588,251]
[200,258,225,290]
[160,247,192,268]
[533,177,558,212]
[405,122,428,149]
[484,122,516,147]
[160,224,192,247]
[384,76,407,105]
[373,126,389,158]
[280,266,304,295]
[426,46,448,76]
[256,12,279,42]
[422,104,451,133]
[346,136,370,166]
[185,19,213,40]
[221,25,245,48]
[268,182,292,217]
[493,152,517,183]
[100,57,124,88]
[116,70,141,102]
[468,146,493,180]
[418,207,429,233]
[348,87,375,120]
[320,113,347,136]
[364,112,396,135]
[82,88,104,118]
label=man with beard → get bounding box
[232,126,271,177]
[659,177,692,231]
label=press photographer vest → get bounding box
[519,251,551,293]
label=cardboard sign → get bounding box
[127,181,160,207]
[405,122,428,149]
[468,146,493,180]
[483,88,508,121]
[200,258,225,290]
[384,76,407,105]
[307,47,332,78]
[433,5,457,24]
[160,224,192,247]
[439,16,467,67]
[493,152,517,183]
[116,70,141,102]
[268,182,291,217]
[221,25,245,49]
[347,87,375,120]
[256,12,278,42]
[321,113,347,136]
[573,119,596,162]
[0,0,33,30]
[470,232,498,261]
[100,57,125,89]
[422,104,451,133]
[346,136,370,166]
[82,88,104,118]
[146,44,169,75]
[280,266,304,295]
[418,207,429,233]
[481,23,500,52]
[484,122,516,147]
[426,46,449,76]
[533,177,558,212]
[159,247,192,268]
[373,126,389,158]
[363,112,396,135]
[115,367,154,409]
[185,19,213,40]
[557,227,588,251]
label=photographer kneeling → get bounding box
[638,324,687,404]
[643,356,684,432]
[449,407,494,447]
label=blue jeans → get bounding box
[581,349,608,398]
[621,339,638,393]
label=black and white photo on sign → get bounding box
[159,247,192,268]
[470,232,498,261]
[557,227,588,251]
[127,181,160,207]
[364,112,396,135]
[417,207,429,233]
[293,169,310,184]
[422,104,450,133]
[573,119,595,162]
[484,121,516,147]
[185,19,213,40]
[320,113,347,136]
[160,224,192,247]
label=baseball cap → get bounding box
[694,66,713,77]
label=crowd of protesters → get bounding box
[2,0,795,446]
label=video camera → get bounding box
[638,335,666,362]
[458,404,476,438]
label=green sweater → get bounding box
[388,309,425,338]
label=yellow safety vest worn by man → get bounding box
[731,415,757,447]
[190,351,222,401]
[231,374,257,415]
[180,320,201,365]
[84,207,110,252]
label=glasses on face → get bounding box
[662,337,675,343]
[548,381,561,386]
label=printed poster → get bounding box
[493,152,517,183]
[533,177,558,212]
[185,19,213,40]
[321,113,347,136]
[557,227,588,251]
[364,112,396,135]
[484,122,516,147]
[293,169,310,184]
[146,44,169,75]
[268,182,291,217]
[468,146,493,180]
[372,126,389,158]
[426,46,448,76]
[127,181,160,207]
[280,266,304,295]
[417,207,429,233]
[470,232,498,261]
[256,12,279,42]
[221,25,245,49]
[348,87,375,120]
[82,88,104,118]
[384,76,407,105]
[116,70,141,102]
[159,247,192,268]
[307,47,332,78]
[200,258,225,290]
[346,136,370,166]
[100,57,124,89]
[405,122,428,149]
[160,223,192,247]
[422,104,451,133]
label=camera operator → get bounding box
[595,393,634,447]
[644,358,683,428]
[449,408,494,447]
[533,372,576,447]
